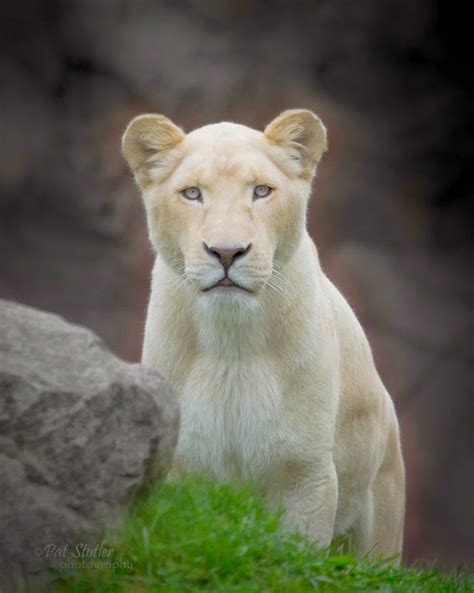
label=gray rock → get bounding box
[0,300,179,592]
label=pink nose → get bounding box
[203,242,252,271]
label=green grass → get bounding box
[50,478,472,593]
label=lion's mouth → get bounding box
[203,277,252,292]
[216,277,236,288]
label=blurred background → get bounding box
[1,0,472,569]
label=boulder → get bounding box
[0,300,179,592]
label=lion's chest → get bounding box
[174,356,283,482]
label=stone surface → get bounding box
[0,300,179,592]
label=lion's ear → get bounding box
[122,114,185,189]
[264,109,327,178]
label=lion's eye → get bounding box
[253,185,272,199]
[182,187,201,201]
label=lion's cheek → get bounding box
[266,196,305,265]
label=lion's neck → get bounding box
[192,295,269,358]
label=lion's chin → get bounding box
[202,285,254,298]
[198,285,260,311]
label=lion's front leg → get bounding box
[265,460,339,547]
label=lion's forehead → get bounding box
[172,143,282,190]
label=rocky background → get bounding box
[1,0,472,568]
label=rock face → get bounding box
[0,300,179,592]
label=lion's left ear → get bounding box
[264,109,327,178]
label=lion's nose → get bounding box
[203,242,252,271]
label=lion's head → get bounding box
[122,110,327,303]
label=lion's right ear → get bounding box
[121,114,185,189]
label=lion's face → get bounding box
[122,110,327,302]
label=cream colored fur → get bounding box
[122,109,405,561]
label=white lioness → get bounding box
[122,109,405,560]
